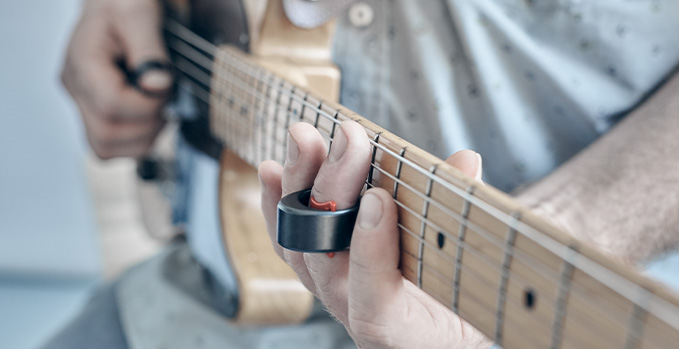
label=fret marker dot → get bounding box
[524,288,536,309]
[437,232,445,249]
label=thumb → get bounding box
[348,188,406,327]
[114,0,172,93]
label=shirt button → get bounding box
[348,2,374,28]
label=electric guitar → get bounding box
[162,0,679,347]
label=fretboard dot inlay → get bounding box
[437,232,445,249]
[524,288,536,310]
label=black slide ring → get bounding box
[277,188,360,253]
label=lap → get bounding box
[40,282,128,349]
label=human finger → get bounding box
[346,188,405,336]
[302,121,371,323]
[278,122,328,291]
[113,0,172,95]
[63,0,170,122]
[445,149,483,181]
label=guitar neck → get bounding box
[167,20,679,346]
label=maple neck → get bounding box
[165,20,679,348]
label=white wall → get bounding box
[0,1,101,348]
[0,0,100,277]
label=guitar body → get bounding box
[167,0,340,325]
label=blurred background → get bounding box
[0,1,162,347]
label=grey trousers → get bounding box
[41,282,128,349]
[42,242,354,349]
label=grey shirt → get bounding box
[286,0,679,191]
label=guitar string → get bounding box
[165,21,679,332]
[172,69,651,342]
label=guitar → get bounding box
[162,0,679,347]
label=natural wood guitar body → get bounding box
[217,0,339,324]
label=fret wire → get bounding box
[299,94,308,122]
[259,73,272,163]
[392,148,407,199]
[367,133,381,186]
[453,186,473,313]
[550,246,576,349]
[239,63,251,161]
[271,80,285,161]
[284,86,296,154]
[226,54,236,151]
[313,101,323,129]
[247,64,259,163]
[494,212,520,346]
[167,27,679,326]
[176,80,653,339]
[255,68,267,164]
[264,74,276,161]
[328,110,340,150]
[229,59,239,156]
[625,288,650,349]
[416,165,436,288]
[251,65,263,162]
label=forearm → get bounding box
[517,73,679,265]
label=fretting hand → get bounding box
[259,121,491,348]
[61,0,171,159]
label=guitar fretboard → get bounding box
[165,19,679,348]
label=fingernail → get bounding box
[328,125,347,162]
[140,71,172,91]
[357,193,383,230]
[474,152,483,181]
[286,132,299,165]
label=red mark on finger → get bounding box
[310,196,337,212]
[310,195,338,259]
